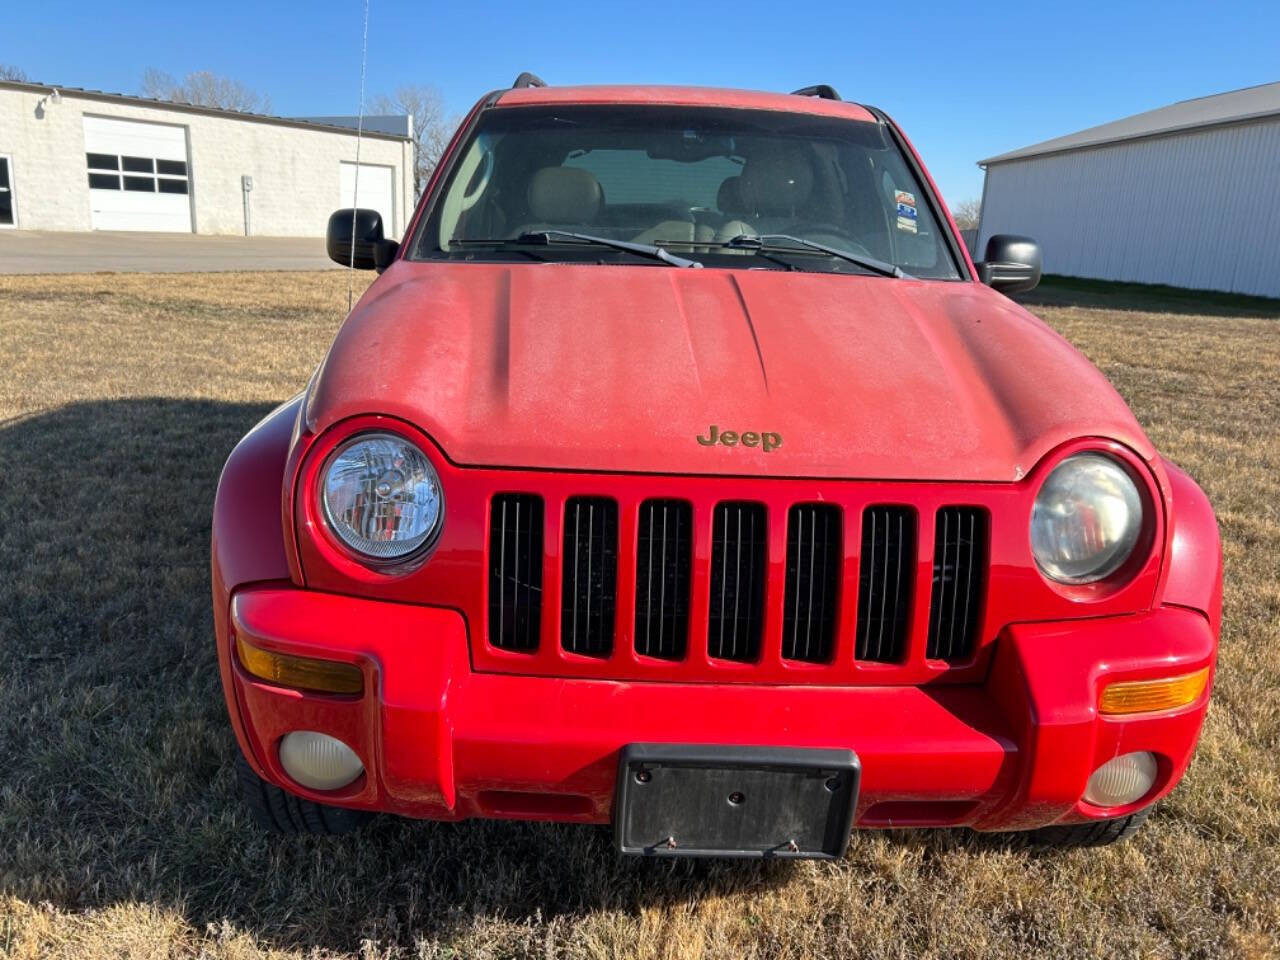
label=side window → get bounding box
[563,151,740,208]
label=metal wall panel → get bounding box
[977,118,1280,297]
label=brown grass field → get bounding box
[0,270,1277,959]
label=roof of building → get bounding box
[495,84,878,122]
[0,80,412,141]
[293,115,412,137]
[980,80,1280,166]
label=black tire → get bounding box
[235,752,374,835]
[1026,806,1152,849]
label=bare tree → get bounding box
[140,68,272,113]
[0,63,29,82]
[949,197,982,231]
[370,85,459,199]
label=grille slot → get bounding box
[855,506,915,662]
[560,497,618,657]
[707,502,767,662]
[634,499,692,660]
[928,507,987,661]
[488,494,544,651]
[782,504,842,663]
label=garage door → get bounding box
[84,116,192,232]
[339,162,395,238]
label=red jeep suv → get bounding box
[213,76,1220,858]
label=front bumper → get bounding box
[219,587,1215,831]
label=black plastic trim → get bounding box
[707,501,767,663]
[512,71,547,89]
[782,503,842,664]
[615,744,859,859]
[634,499,693,660]
[855,505,916,662]
[927,506,988,660]
[488,493,545,651]
[560,496,619,657]
[791,84,841,101]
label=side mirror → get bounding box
[327,208,398,271]
[976,234,1041,294]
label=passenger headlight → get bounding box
[321,432,442,562]
[1030,453,1143,584]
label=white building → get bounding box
[0,81,414,239]
[976,81,1280,298]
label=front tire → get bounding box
[1026,806,1152,848]
[235,752,374,835]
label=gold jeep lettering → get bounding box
[696,425,782,453]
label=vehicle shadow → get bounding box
[1016,276,1280,318]
[0,398,811,954]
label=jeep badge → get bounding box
[696,425,782,452]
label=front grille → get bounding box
[560,497,618,657]
[479,487,997,684]
[634,499,692,660]
[928,507,988,661]
[488,494,544,651]
[782,504,841,663]
[707,502,767,662]
[855,506,915,662]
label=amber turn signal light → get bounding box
[235,636,364,695]
[1099,667,1209,715]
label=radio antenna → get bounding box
[348,0,370,314]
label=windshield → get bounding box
[411,105,962,279]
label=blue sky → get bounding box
[6,0,1277,205]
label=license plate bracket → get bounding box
[614,744,859,859]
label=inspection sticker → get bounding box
[895,190,918,233]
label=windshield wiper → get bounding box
[721,233,908,278]
[514,230,703,268]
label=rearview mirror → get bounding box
[976,234,1041,294]
[327,208,398,271]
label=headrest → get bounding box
[527,167,603,224]
[717,175,744,217]
[738,151,814,216]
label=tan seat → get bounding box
[512,167,604,235]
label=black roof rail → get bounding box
[791,84,841,101]
[512,71,547,89]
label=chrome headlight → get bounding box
[321,432,442,562]
[1030,453,1143,584]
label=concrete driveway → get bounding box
[0,230,341,273]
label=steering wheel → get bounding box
[785,222,875,257]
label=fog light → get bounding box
[278,731,364,791]
[1084,751,1157,807]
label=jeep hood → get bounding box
[305,262,1152,481]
